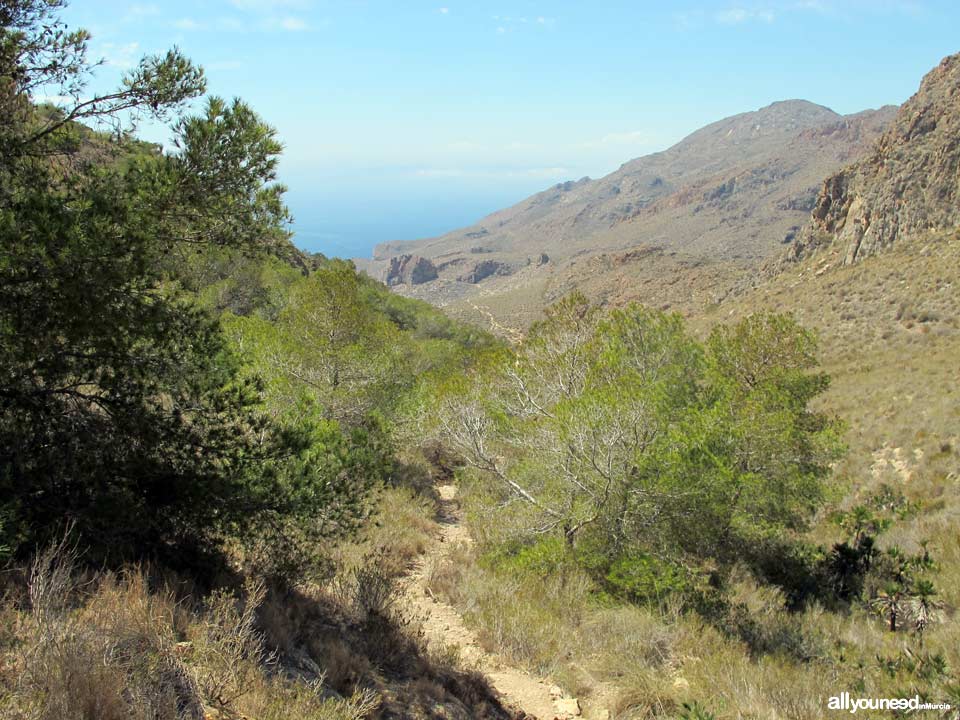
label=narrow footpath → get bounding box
[398,484,589,720]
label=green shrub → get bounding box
[677,701,717,720]
[487,536,572,577]
[604,554,696,605]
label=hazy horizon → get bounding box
[59,0,960,258]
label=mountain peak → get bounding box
[762,98,837,113]
[675,99,841,153]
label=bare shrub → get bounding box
[585,606,675,675]
[333,552,396,621]
[10,541,201,720]
[27,530,79,627]
[191,577,272,709]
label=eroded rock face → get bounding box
[383,254,438,286]
[783,52,960,266]
[457,259,512,284]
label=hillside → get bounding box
[719,49,960,576]
[360,100,895,329]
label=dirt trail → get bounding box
[466,301,525,344]
[399,484,590,720]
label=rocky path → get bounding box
[399,484,587,720]
[465,301,525,344]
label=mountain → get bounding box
[359,99,896,328]
[777,53,960,269]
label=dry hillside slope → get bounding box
[704,228,959,504]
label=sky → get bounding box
[58,0,960,258]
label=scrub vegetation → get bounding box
[1,3,957,719]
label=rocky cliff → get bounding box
[782,53,960,266]
[382,254,438,286]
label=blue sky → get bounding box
[60,0,960,258]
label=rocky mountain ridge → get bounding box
[778,53,960,268]
[371,100,895,267]
[360,98,896,328]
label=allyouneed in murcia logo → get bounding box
[828,692,952,714]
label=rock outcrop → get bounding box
[457,259,512,284]
[382,254,438,286]
[782,53,960,266]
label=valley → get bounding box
[359,100,897,329]
[3,2,959,718]
[357,51,960,719]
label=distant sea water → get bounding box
[288,210,479,261]
[284,182,556,260]
[290,228,375,260]
[288,215,473,260]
